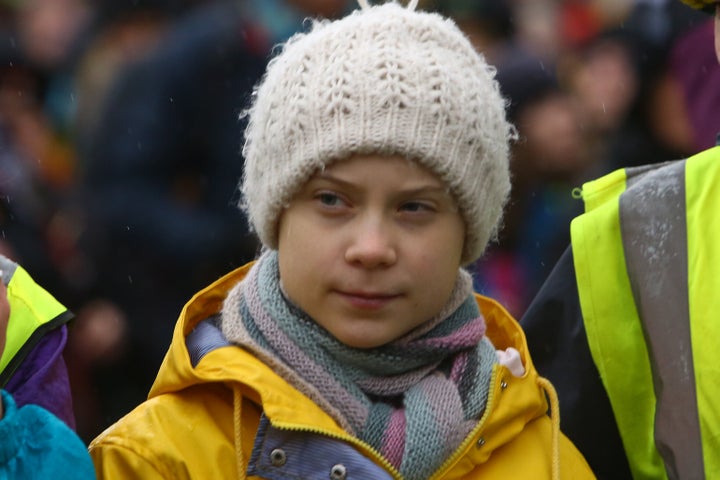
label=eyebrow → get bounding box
[312,172,450,197]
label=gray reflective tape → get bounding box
[619,160,704,480]
[0,255,18,285]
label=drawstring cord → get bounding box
[234,389,247,480]
[537,376,561,480]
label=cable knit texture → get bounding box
[221,251,498,479]
[241,0,514,264]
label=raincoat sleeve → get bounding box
[90,441,166,479]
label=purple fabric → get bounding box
[670,18,720,151]
[4,325,75,430]
[248,416,394,480]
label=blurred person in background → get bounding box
[2,0,201,441]
[72,0,200,155]
[473,51,594,318]
[436,0,608,317]
[11,0,93,137]
[62,0,206,442]
[0,0,194,290]
[653,16,720,153]
[471,0,705,320]
[431,0,516,65]
[0,0,91,292]
[522,0,720,477]
[68,0,350,442]
[1,9,92,433]
[560,0,706,174]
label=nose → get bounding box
[344,219,397,269]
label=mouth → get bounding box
[335,290,401,310]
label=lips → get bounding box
[335,290,401,310]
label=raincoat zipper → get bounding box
[428,365,500,480]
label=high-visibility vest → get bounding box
[571,146,720,480]
[0,256,73,386]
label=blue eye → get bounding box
[317,192,343,207]
[400,201,432,213]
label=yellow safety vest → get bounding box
[0,257,73,386]
[570,146,720,480]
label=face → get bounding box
[277,154,465,349]
[517,93,586,179]
[571,40,638,133]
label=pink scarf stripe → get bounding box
[449,350,470,384]
[410,317,487,350]
[381,409,407,468]
[416,376,469,450]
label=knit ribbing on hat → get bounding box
[241,1,514,264]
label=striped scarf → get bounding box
[221,251,497,479]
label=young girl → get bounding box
[90,1,594,478]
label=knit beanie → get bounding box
[241,0,514,264]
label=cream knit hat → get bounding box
[241,0,514,264]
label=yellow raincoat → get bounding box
[89,262,593,479]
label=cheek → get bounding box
[439,217,466,266]
[277,209,330,304]
[410,222,464,276]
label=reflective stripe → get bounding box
[619,160,703,480]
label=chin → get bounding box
[335,332,390,350]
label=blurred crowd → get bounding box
[0,0,716,443]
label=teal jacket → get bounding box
[0,390,95,479]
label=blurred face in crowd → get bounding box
[516,92,586,180]
[277,154,465,349]
[570,38,639,134]
[17,0,92,70]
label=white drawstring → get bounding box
[537,376,561,480]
